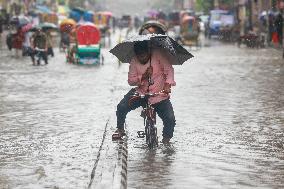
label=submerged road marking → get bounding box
[88,118,110,188]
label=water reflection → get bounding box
[128,144,176,189]
[126,43,284,188]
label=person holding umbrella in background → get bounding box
[40,23,58,58]
[31,27,48,65]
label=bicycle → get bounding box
[130,90,166,149]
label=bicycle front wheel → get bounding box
[145,120,158,149]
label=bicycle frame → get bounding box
[131,91,164,149]
[143,99,158,149]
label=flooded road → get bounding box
[0,33,283,189]
[126,43,284,189]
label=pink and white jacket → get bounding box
[128,49,176,104]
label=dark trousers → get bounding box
[116,88,176,138]
[48,47,54,57]
[31,50,48,64]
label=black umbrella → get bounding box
[39,22,58,31]
[29,26,41,32]
[109,34,193,65]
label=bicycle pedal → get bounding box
[137,131,145,138]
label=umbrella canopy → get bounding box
[60,18,76,26]
[36,5,52,14]
[39,22,58,31]
[59,18,76,32]
[29,26,41,32]
[110,34,193,65]
[21,23,33,33]
[72,7,85,14]
[10,16,31,27]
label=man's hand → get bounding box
[163,83,171,94]
[141,66,153,80]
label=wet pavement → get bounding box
[0,32,283,189]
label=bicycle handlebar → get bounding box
[128,90,168,107]
[132,90,167,98]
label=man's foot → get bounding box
[112,128,125,140]
[162,137,170,144]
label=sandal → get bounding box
[112,128,125,140]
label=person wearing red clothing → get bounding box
[12,28,24,57]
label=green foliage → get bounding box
[195,0,213,14]
[58,0,66,5]
[219,0,234,6]
[195,0,234,13]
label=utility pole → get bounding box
[238,0,246,36]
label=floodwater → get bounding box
[126,42,284,189]
[0,32,283,189]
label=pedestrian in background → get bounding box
[0,14,3,49]
[31,28,48,65]
[22,31,33,57]
[12,28,24,58]
[274,12,283,46]
[60,31,70,51]
[46,29,54,57]
[268,13,275,45]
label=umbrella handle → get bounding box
[147,45,153,92]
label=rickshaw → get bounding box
[94,11,112,46]
[67,23,103,65]
[179,15,201,47]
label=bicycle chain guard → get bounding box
[137,131,145,138]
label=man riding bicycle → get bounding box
[114,40,176,144]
